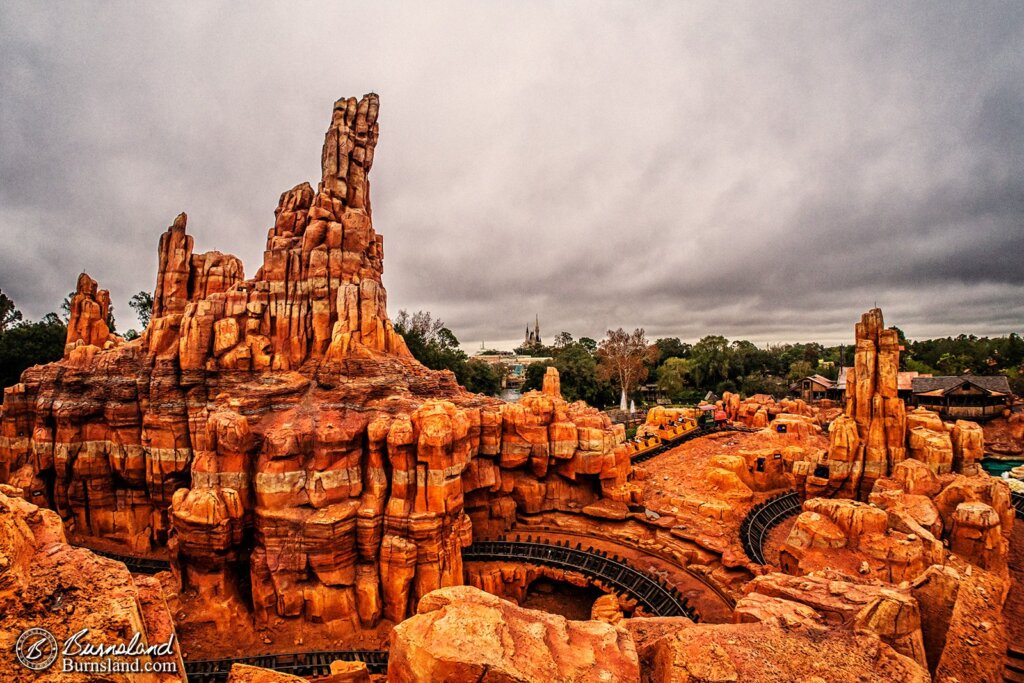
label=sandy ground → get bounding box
[637,429,821,561]
[761,516,797,568]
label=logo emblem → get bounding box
[15,627,59,671]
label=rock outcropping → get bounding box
[0,95,632,638]
[0,486,185,682]
[388,585,930,683]
[801,309,906,499]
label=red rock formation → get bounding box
[799,309,906,499]
[64,272,120,358]
[226,664,307,683]
[796,310,991,505]
[0,486,185,682]
[388,586,639,682]
[785,457,1013,580]
[0,95,631,647]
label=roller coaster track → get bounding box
[88,547,170,574]
[740,490,1024,566]
[738,490,802,565]
[185,650,389,682]
[631,423,760,464]
[499,525,736,614]
[464,535,699,620]
[75,535,697,681]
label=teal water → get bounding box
[981,458,1022,476]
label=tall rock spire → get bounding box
[804,308,907,499]
[146,94,407,373]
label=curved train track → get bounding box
[631,423,760,464]
[465,535,698,619]
[501,525,736,613]
[740,490,1024,567]
[185,650,388,682]
[738,490,802,565]
[77,535,697,681]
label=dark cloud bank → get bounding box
[1,2,1022,350]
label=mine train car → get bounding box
[624,405,730,459]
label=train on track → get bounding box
[624,405,731,462]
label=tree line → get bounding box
[1,294,1021,402]
[0,288,152,389]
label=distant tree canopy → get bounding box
[655,357,691,403]
[597,328,657,411]
[0,293,65,389]
[393,310,502,396]
[552,331,574,349]
[446,325,1024,407]
[688,335,732,389]
[2,289,1022,404]
[0,290,23,332]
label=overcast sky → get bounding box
[1,2,1022,351]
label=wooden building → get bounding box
[910,375,1012,420]
[795,374,834,403]
[833,367,924,402]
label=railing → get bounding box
[631,423,759,464]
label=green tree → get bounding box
[688,335,733,390]
[653,338,691,364]
[522,361,554,392]
[553,331,574,349]
[130,291,154,329]
[655,357,691,402]
[0,315,66,388]
[554,343,601,403]
[577,337,598,353]
[0,290,22,331]
[936,352,970,376]
[393,309,469,374]
[60,291,74,322]
[461,358,502,396]
[787,360,814,383]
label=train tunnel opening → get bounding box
[519,577,606,621]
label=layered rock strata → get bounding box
[784,458,1012,579]
[0,95,632,634]
[0,486,185,682]
[388,585,930,683]
[64,272,121,357]
[800,309,906,499]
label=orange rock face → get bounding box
[388,586,639,682]
[796,309,990,505]
[0,486,185,682]
[64,272,121,358]
[799,309,906,499]
[0,95,631,644]
[785,457,1013,581]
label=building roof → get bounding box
[911,375,1012,396]
[806,374,834,389]
[835,367,925,391]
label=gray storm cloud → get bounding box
[1,1,1022,349]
